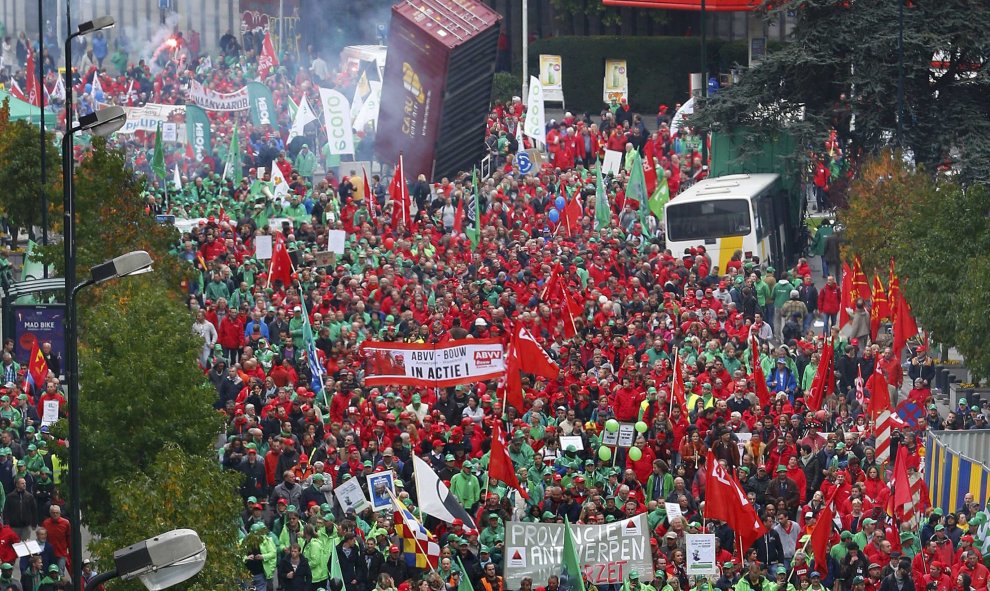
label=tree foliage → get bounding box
[839,151,935,272]
[90,444,246,591]
[696,0,990,181]
[72,277,225,527]
[0,99,60,237]
[843,153,990,378]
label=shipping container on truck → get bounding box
[376,0,501,182]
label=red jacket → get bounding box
[42,516,71,559]
[218,314,246,349]
[818,284,841,315]
[0,526,19,564]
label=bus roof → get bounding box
[668,173,780,204]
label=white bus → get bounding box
[663,173,797,273]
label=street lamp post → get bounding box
[61,15,127,591]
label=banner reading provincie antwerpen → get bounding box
[504,514,653,588]
[358,338,505,387]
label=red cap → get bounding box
[300,455,309,463]
[277,498,288,505]
[452,518,464,526]
[390,545,400,553]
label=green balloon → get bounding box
[628,447,643,462]
[605,419,620,433]
[635,421,649,434]
[599,446,612,461]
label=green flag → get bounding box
[467,168,481,251]
[151,122,166,179]
[561,517,586,591]
[224,126,243,183]
[329,543,349,591]
[456,557,474,591]
[594,160,610,230]
[626,151,650,237]
[648,172,670,221]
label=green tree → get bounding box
[696,0,990,182]
[888,180,990,378]
[72,277,224,527]
[0,99,60,241]
[90,444,247,591]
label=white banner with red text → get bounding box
[358,338,505,387]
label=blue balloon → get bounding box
[548,208,560,223]
[554,196,566,210]
[95,90,105,102]
[84,83,92,94]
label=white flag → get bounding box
[270,160,289,199]
[411,456,477,529]
[91,71,104,100]
[173,164,182,190]
[287,96,318,143]
[318,88,355,156]
[51,74,65,102]
[352,81,381,132]
[523,76,546,146]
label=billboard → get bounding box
[11,305,65,370]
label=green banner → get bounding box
[247,82,276,127]
[185,105,212,163]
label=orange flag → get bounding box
[851,255,871,302]
[870,276,890,340]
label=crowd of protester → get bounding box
[1,18,989,591]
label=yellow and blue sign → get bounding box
[925,431,990,514]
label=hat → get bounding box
[629,571,640,580]
[389,545,400,553]
[665,531,677,539]
[934,524,945,531]
[48,565,60,573]
[810,572,821,579]
[869,563,881,570]
[776,465,787,473]
[853,576,865,584]
[0,563,11,570]
[862,518,876,526]
[775,566,787,576]
[841,530,853,540]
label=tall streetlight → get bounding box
[62,15,129,591]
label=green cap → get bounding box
[0,563,11,570]
[542,511,555,519]
[629,571,640,580]
[841,530,853,540]
[776,465,787,473]
[250,522,267,532]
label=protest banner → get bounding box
[334,476,370,514]
[359,339,505,388]
[539,54,564,103]
[188,80,250,111]
[119,103,187,135]
[686,534,718,576]
[504,514,653,588]
[601,422,637,447]
[366,471,396,512]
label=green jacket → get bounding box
[772,280,795,308]
[243,534,279,579]
[303,536,330,583]
[754,280,771,307]
[289,316,305,348]
[450,472,481,509]
[734,576,775,591]
[294,150,317,177]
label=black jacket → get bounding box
[277,555,312,591]
[4,489,38,528]
[334,543,367,588]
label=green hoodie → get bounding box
[302,536,330,583]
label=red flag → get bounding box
[489,421,529,500]
[501,345,524,413]
[560,289,583,338]
[870,275,890,340]
[27,340,49,388]
[866,364,892,422]
[361,165,375,224]
[750,334,771,408]
[8,79,26,101]
[891,447,913,519]
[453,193,464,234]
[670,350,688,415]
[851,255,871,302]
[892,290,919,359]
[809,491,838,577]
[389,157,411,229]
[642,150,658,195]
[25,50,40,107]
[258,31,279,78]
[840,262,853,327]
[704,451,767,552]
[267,232,293,287]
[888,258,900,323]
[515,326,560,379]
[560,195,583,237]
[805,339,834,412]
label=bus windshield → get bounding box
[665,199,752,242]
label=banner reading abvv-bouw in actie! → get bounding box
[358,338,505,388]
[504,514,654,588]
